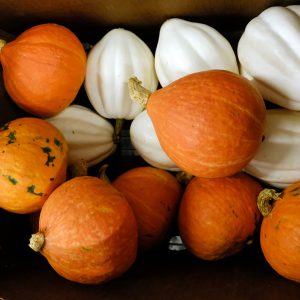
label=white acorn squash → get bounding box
[238,5,300,110]
[46,105,116,167]
[155,18,239,87]
[244,109,300,188]
[85,28,158,120]
[130,110,180,171]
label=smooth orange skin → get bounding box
[112,167,182,252]
[260,183,300,283]
[0,23,87,117]
[0,117,68,213]
[38,176,138,284]
[178,172,262,260]
[147,70,266,178]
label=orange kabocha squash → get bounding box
[131,70,266,178]
[0,117,68,213]
[112,166,182,252]
[0,24,86,117]
[178,172,262,260]
[258,184,300,283]
[29,176,138,284]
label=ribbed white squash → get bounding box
[46,105,116,167]
[155,18,239,87]
[85,28,158,120]
[130,110,180,171]
[244,109,300,188]
[238,5,300,110]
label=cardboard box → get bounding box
[0,1,300,299]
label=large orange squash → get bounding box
[0,23,86,117]
[258,184,300,283]
[29,176,138,284]
[132,70,266,178]
[178,172,262,260]
[112,166,182,252]
[0,117,68,213]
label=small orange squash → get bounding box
[112,166,182,252]
[29,176,138,284]
[258,184,300,283]
[178,172,262,260]
[0,117,68,213]
[0,23,86,117]
[131,70,266,178]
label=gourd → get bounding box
[85,28,158,120]
[155,18,239,87]
[238,5,300,110]
[0,23,87,117]
[129,70,266,178]
[130,110,179,171]
[258,186,300,283]
[244,109,300,188]
[178,172,262,261]
[29,176,138,284]
[47,105,117,167]
[0,117,68,214]
[112,166,182,252]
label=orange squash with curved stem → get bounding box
[0,23,86,117]
[258,184,300,283]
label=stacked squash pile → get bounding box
[0,5,299,285]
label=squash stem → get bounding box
[98,164,111,183]
[29,232,45,252]
[69,158,89,178]
[128,76,151,110]
[113,118,124,144]
[257,188,281,217]
[176,171,194,186]
[0,39,6,52]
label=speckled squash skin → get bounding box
[178,172,262,260]
[147,70,266,178]
[260,183,300,283]
[0,117,68,213]
[37,176,138,284]
[112,166,182,252]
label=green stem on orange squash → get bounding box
[98,164,111,184]
[257,188,282,217]
[0,39,6,52]
[128,76,151,110]
[29,232,45,252]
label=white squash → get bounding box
[46,105,116,167]
[155,18,239,87]
[130,110,180,171]
[238,5,300,110]
[244,109,300,188]
[85,28,158,120]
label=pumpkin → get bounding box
[258,185,300,283]
[46,105,117,167]
[112,166,182,252]
[238,5,300,110]
[29,176,138,284]
[178,172,262,260]
[129,70,266,178]
[130,110,180,171]
[155,18,239,87]
[0,23,87,117]
[244,109,300,188]
[84,28,158,120]
[0,117,68,214]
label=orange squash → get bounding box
[112,166,182,252]
[0,117,68,213]
[0,23,86,117]
[29,176,138,284]
[178,172,262,260]
[258,184,300,283]
[137,70,266,178]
